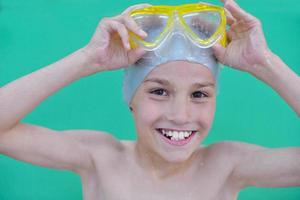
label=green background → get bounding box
[0,0,299,199]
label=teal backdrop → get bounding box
[0,0,299,199]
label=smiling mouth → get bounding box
[156,128,198,146]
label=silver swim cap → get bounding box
[122,41,220,106]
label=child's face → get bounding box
[130,61,216,163]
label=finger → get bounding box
[127,47,146,65]
[111,22,131,50]
[94,18,110,43]
[212,43,227,65]
[122,3,152,15]
[101,19,130,50]
[120,15,147,38]
[223,0,256,22]
[196,1,235,27]
[224,7,235,25]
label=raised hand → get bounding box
[82,4,151,74]
[213,0,271,75]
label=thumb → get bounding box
[212,43,227,65]
[127,47,146,65]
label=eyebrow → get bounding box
[143,78,215,88]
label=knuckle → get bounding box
[99,17,109,24]
[251,17,261,27]
[255,18,262,25]
[127,19,139,30]
[101,17,119,24]
[109,19,121,27]
[119,13,130,24]
[117,24,129,35]
[117,22,126,30]
[99,17,112,27]
[121,11,130,17]
[124,16,139,27]
[120,16,139,32]
[111,15,122,22]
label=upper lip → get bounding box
[157,128,196,132]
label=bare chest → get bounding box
[81,158,239,200]
[99,172,237,200]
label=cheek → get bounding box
[192,101,216,128]
[134,101,163,144]
[135,100,162,127]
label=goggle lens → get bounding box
[132,14,169,43]
[182,11,221,40]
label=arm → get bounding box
[250,52,300,117]
[0,124,117,173]
[226,142,300,188]
[0,4,148,173]
[213,0,300,188]
[0,49,104,174]
[0,49,91,133]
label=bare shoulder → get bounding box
[208,141,266,154]
[63,129,128,176]
[205,141,267,188]
[206,141,266,161]
[201,141,267,176]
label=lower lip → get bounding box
[156,129,196,146]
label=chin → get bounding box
[157,148,196,163]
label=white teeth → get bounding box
[174,132,179,140]
[159,129,194,141]
[184,131,189,137]
[179,132,184,140]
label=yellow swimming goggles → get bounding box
[129,3,227,50]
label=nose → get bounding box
[166,95,191,125]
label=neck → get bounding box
[134,140,203,180]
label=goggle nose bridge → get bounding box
[168,11,189,35]
[165,11,195,45]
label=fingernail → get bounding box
[139,30,147,37]
[126,43,131,50]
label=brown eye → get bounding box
[150,89,168,96]
[192,91,207,98]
